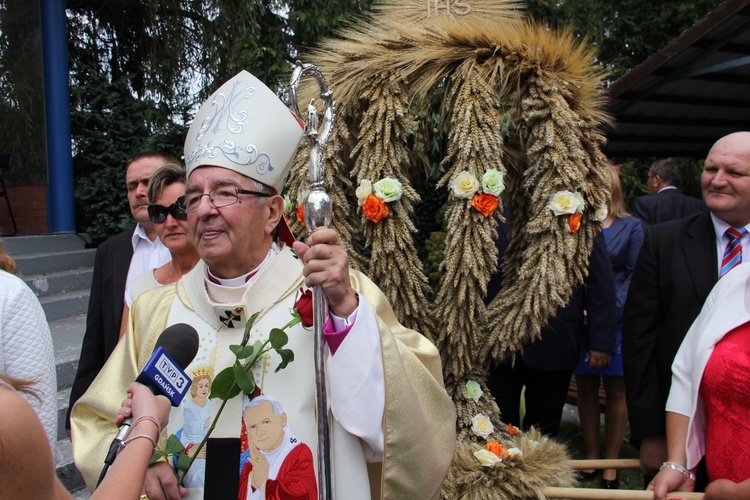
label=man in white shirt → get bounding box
[66,152,175,433]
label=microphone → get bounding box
[97,323,200,485]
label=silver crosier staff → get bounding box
[289,61,335,500]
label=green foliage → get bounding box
[0,0,47,183]
[71,70,184,243]
[525,0,726,81]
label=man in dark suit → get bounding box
[486,219,617,437]
[66,151,177,432]
[632,158,706,225]
[623,132,750,484]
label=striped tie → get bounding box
[720,227,748,277]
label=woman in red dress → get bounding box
[651,262,750,499]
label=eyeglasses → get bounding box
[148,197,188,224]
[183,187,272,213]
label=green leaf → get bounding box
[166,434,185,455]
[150,450,166,465]
[177,452,192,472]
[233,360,256,395]
[275,348,295,372]
[230,344,255,359]
[241,311,261,346]
[252,340,264,356]
[211,366,241,400]
[269,328,289,349]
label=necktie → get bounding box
[720,227,747,277]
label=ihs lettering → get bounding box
[426,0,472,17]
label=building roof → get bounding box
[604,0,750,159]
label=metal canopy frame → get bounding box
[604,0,750,158]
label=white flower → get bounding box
[283,195,294,215]
[547,190,584,216]
[573,192,585,213]
[594,203,608,221]
[528,439,539,450]
[373,177,403,203]
[465,380,483,403]
[474,448,501,467]
[297,189,310,206]
[490,400,500,414]
[355,180,372,206]
[506,447,523,458]
[451,171,480,199]
[471,413,495,439]
[482,169,505,197]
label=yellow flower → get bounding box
[451,171,480,199]
[547,190,584,216]
[356,180,372,206]
[473,448,501,467]
[471,413,495,439]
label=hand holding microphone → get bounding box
[116,383,172,430]
[98,323,200,487]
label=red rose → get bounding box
[294,288,314,327]
[567,213,582,233]
[471,193,499,218]
[362,194,390,223]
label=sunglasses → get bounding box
[148,197,187,224]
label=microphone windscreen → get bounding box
[153,323,200,369]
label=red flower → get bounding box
[567,213,582,233]
[362,194,390,223]
[296,205,306,228]
[485,442,506,458]
[471,193,499,218]
[506,424,519,436]
[294,288,314,327]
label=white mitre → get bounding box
[184,70,305,193]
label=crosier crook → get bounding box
[289,61,335,500]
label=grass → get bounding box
[557,419,645,491]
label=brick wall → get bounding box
[0,184,48,235]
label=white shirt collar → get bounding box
[130,223,157,250]
[204,244,280,288]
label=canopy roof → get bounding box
[604,0,750,159]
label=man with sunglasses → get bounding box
[71,71,455,499]
[66,151,176,435]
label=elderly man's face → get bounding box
[702,132,750,227]
[126,156,163,223]
[186,166,280,278]
[243,401,286,453]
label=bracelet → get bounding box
[660,461,696,481]
[130,415,162,435]
[120,434,157,452]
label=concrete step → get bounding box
[56,438,87,495]
[51,314,85,391]
[3,233,90,255]
[51,314,88,496]
[40,289,90,322]
[14,248,97,276]
[25,268,94,298]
